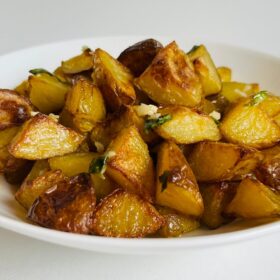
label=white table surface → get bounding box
[0,0,280,279]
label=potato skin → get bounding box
[92,189,164,237]
[0,89,32,130]
[118,39,163,76]
[135,41,202,107]
[9,114,85,160]
[28,173,96,234]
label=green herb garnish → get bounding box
[144,114,172,133]
[29,68,54,76]
[211,117,220,125]
[247,91,268,106]
[159,171,171,192]
[89,156,107,174]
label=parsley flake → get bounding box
[247,91,268,106]
[144,114,172,133]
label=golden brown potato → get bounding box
[274,113,280,127]
[14,80,29,97]
[9,114,85,160]
[156,141,204,217]
[188,45,222,96]
[28,173,96,234]
[206,93,230,116]
[188,141,263,182]
[29,72,70,114]
[24,160,50,182]
[61,77,106,133]
[16,169,67,210]
[135,41,202,107]
[156,206,200,237]
[225,178,280,218]
[257,94,280,117]
[217,67,232,82]
[92,48,136,111]
[154,106,221,144]
[118,39,163,76]
[102,126,155,201]
[92,189,164,237]
[220,82,259,103]
[61,48,93,74]
[0,89,32,130]
[200,182,236,229]
[220,95,280,148]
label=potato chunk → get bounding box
[188,141,263,182]
[28,173,96,233]
[135,41,202,107]
[118,39,163,76]
[104,126,155,201]
[155,106,221,144]
[188,45,221,96]
[200,182,236,229]
[220,95,280,148]
[61,77,106,133]
[16,169,67,210]
[156,141,204,217]
[157,206,200,237]
[225,178,280,218]
[92,189,164,237]
[29,72,70,114]
[9,114,85,160]
[0,89,32,130]
[217,67,232,82]
[92,48,136,111]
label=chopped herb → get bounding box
[89,156,107,174]
[159,171,171,192]
[188,45,200,54]
[144,114,172,133]
[211,117,220,125]
[246,91,268,106]
[29,68,54,76]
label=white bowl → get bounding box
[0,36,280,255]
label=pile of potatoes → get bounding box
[0,38,280,237]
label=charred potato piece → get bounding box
[61,78,106,133]
[220,95,280,148]
[135,41,202,107]
[61,48,93,74]
[16,169,66,210]
[200,182,236,229]
[220,82,259,103]
[92,48,136,111]
[157,206,200,237]
[156,141,204,217]
[155,106,221,144]
[225,178,280,218]
[29,73,70,114]
[188,141,263,182]
[118,39,163,76]
[0,89,32,130]
[105,126,155,201]
[92,189,164,237]
[188,45,222,96]
[9,114,85,160]
[28,174,96,234]
[217,67,232,82]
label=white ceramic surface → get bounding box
[0,36,280,254]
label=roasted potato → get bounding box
[14,80,30,97]
[200,182,236,229]
[220,94,280,148]
[188,45,222,96]
[274,113,280,127]
[225,178,280,218]
[61,77,106,133]
[156,141,204,217]
[29,72,70,114]
[0,89,32,130]
[118,38,163,76]
[92,48,136,111]
[206,93,230,116]
[156,206,200,237]
[16,169,67,210]
[135,41,202,107]
[103,126,155,201]
[61,48,93,74]
[154,106,221,144]
[217,67,232,82]
[188,141,263,182]
[28,173,96,233]
[92,189,164,237]
[9,114,85,160]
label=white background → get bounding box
[0,0,280,279]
